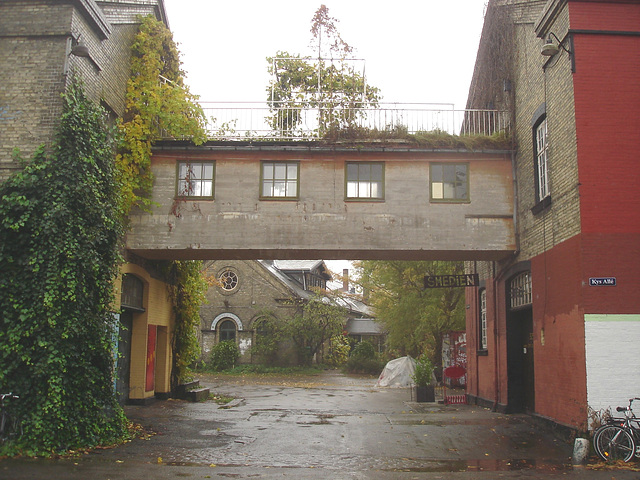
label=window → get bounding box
[346,162,384,200]
[121,274,144,311]
[535,119,550,201]
[261,161,299,199]
[430,163,468,202]
[218,319,236,342]
[219,269,239,292]
[177,161,214,198]
[510,272,532,309]
[479,289,487,351]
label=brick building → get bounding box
[464,0,640,431]
[0,0,175,404]
[200,260,372,365]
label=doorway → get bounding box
[506,307,534,412]
[116,310,133,404]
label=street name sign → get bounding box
[424,274,479,289]
[589,277,616,286]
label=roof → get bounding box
[346,318,383,335]
[257,260,371,317]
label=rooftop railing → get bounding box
[196,102,510,141]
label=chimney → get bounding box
[342,269,349,292]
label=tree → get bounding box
[356,261,465,368]
[285,294,347,365]
[266,5,381,136]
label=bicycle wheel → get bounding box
[594,425,635,462]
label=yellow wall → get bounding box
[117,263,174,400]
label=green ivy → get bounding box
[165,260,208,387]
[0,76,128,455]
[116,15,206,215]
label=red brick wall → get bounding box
[531,235,588,428]
[571,2,640,234]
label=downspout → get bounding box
[492,139,520,412]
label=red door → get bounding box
[146,325,157,392]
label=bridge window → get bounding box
[346,162,384,200]
[261,161,299,199]
[177,161,214,198]
[430,163,468,202]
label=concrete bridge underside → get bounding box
[126,142,516,261]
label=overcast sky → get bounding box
[163,1,488,109]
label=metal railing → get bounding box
[197,102,510,141]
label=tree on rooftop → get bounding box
[266,4,381,136]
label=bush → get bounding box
[412,355,434,386]
[350,340,376,360]
[344,356,384,375]
[210,340,240,371]
[325,335,350,367]
[344,341,384,374]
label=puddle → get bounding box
[381,458,570,473]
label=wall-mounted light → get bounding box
[70,35,90,57]
[541,32,571,57]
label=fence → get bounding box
[197,102,510,140]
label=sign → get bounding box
[424,274,479,289]
[589,277,616,286]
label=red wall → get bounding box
[570,2,640,235]
[531,236,588,428]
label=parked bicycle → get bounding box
[593,397,640,462]
[0,393,22,444]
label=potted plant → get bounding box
[412,355,435,402]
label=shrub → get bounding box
[350,340,376,360]
[344,341,384,374]
[325,334,350,367]
[412,355,434,386]
[210,340,240,371]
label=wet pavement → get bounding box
[1,371,638,479]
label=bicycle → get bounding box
[593,397,640,462]
[0,393,22,443]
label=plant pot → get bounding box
[415,385,435,403]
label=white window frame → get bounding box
[480,289,488,350]
[535,119,549,201]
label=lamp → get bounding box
[541,32,571,57]
[70,35,90,57]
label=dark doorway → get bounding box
[116,310,133,405]
[506,307,534,413]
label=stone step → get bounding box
[185,387,210,402]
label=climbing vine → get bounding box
[116,15,207,215]
[118,16,209,385]
[0,76,128,455]
[164,261,209,388]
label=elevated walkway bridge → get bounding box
[126,105,515,261]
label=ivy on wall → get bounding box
[116,15,207,215]
[0,76,128,455]
[165,261,209,388]
[119,16,209,386]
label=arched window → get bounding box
[510,272,532,309]
[219,319,236,342]
[121,274,144,311]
